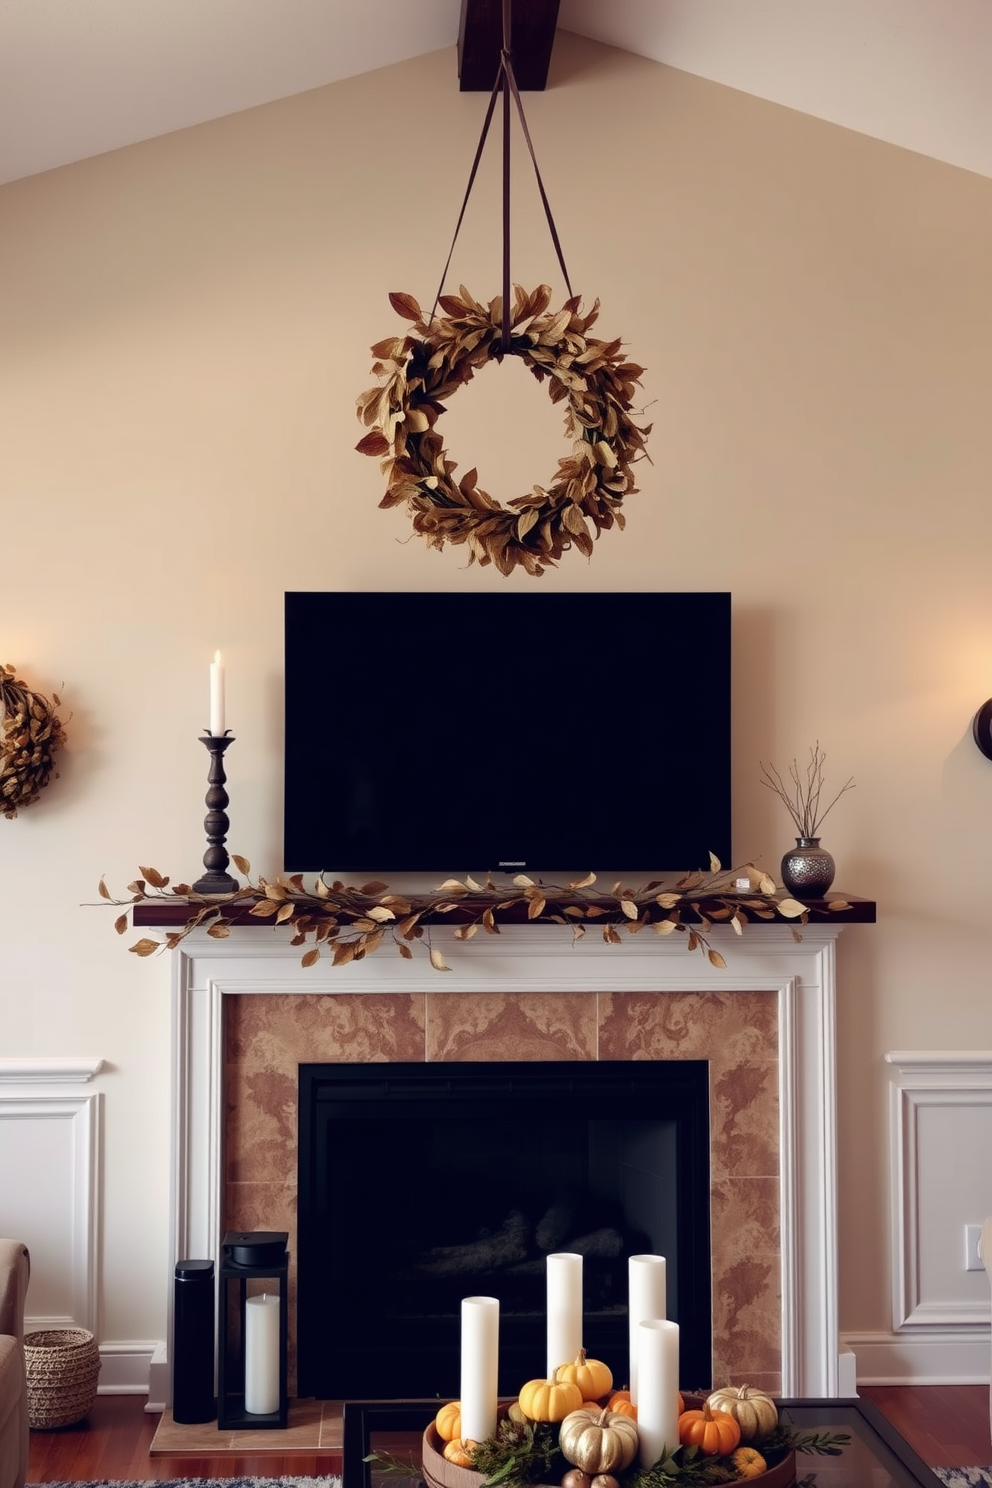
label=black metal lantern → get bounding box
[217,1230,289,1429]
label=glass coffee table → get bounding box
[342,1398,945,1488]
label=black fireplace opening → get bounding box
[297,1061,711,1399]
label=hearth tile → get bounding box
[709,1059,779,1179]
[148,1397,325,1453]
[598,990,714,1059]
[318,1399,343,1449]
[712,1253,781,1377]
[723,1370,782,1393]
[227,991,426,1066]
[710,1176,780,1257]
[426,992,597,1062]
[224,1181,297,1250]
[598,990,777,1063]
[226,1063,299,1184]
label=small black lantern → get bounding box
[217,1230,289,1429]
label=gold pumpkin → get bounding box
[558,1406,640,1475]
[730,1446,768,1479]
[706,1385,779,1443]
[434,1401,461,1442]
[556,1348,614,1401]
[519,1369,584,1422]
[443,1438,477,1468]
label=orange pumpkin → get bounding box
[443,1438,477,1468]
[607,1389,683,1422]
[556,1348,614,1401]
[605,1391,637,1421]
[434,1401,461,1442]
[518,1368,584,1422]
[677,1403,741,1458]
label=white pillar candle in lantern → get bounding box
[628,1253,666,1404]
[209,650,225,736]
[636,1318,680,1469]
[244,1292,280,1414]
[460,1295,500,1443]
[546,1251,583,1376]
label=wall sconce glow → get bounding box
[973,700,992,759]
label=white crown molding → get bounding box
[0,1057,104,1085]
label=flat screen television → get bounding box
[283,590,731,876]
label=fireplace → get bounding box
[296,1060,712,1397]
[161,919,855,1405]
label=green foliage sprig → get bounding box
[470,1416,561,1486]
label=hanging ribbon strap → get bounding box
[429,1,574,350]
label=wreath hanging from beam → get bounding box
[355,284,650,577]
[354,2,650,577]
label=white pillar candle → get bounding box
[636,1318,680,1469]
[546,1252,582,1376]
[244,1292,280,1414]
[628,1254,666,1403]
[209,650,225,736]
[460,1296,499,1443]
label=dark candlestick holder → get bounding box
[192,734,240,895]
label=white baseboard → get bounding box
[147,1341,169,1412]
[842,1329,991,1384]
[96,1340,164,1396]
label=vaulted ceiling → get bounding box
[0,0,989,188]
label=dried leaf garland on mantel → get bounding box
[355,284,651,576]
[95,855,855,974]
[1,664,68,819]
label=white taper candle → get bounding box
[628,1253,666,1403]
[209,650,225,735]
[460,1295,499,1443]
[636,1318,680,1468]
[546,1252,583,1376]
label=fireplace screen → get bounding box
[297,1061,711,1399]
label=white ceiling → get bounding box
[0,0,989,189]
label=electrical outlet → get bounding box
[965,1224,984,1271]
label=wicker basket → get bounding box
[24,1328,101,1429]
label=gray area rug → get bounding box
[934,1470,992,1487]
[30,1479,341,1488]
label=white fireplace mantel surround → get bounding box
[166,922,849,1402]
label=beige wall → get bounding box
[1,31,991,1353]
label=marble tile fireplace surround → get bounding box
[166,921,850,1404]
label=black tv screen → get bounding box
[283,591,731,876]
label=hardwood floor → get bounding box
[25,1386,992,1482]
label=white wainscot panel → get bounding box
[0,1093,100,1332]
[887,1052,992,1329]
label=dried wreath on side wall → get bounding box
[1,664,67,819]
[355,284,651,577]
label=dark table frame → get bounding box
[342,1396,945,1488]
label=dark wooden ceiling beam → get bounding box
[458,0,561,90]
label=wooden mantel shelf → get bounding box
[133,892,875,928]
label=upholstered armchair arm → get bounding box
[0,1243,29,1342]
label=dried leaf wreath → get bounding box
[355,283,651,577]
[1,664,67,819]
[96,857,850,974]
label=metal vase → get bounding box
[781,836,835,897]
